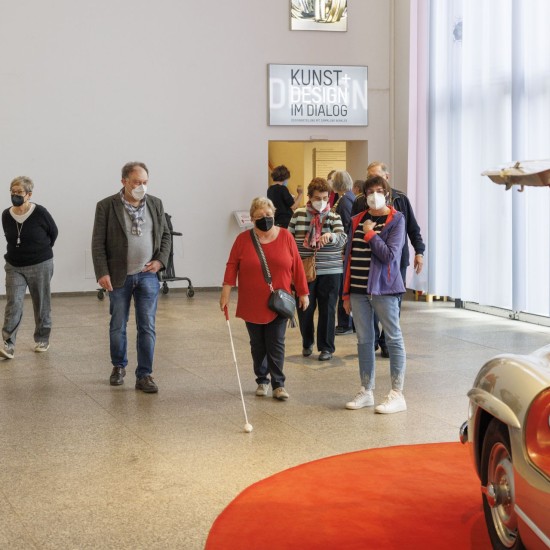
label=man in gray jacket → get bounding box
[92,162,171,393]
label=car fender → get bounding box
[467,386,521,429]
[471,351,550,427]
[468,350,550,473]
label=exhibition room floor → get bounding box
[1,289,549,549]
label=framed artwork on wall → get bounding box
[290,0,348,32]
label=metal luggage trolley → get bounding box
[160,213,194,297]
[96,213,194,300]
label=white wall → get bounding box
[0,0,403,292]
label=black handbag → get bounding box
[250,230,297,324]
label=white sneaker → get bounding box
[34,342,50,353]
[256,384,269,396]
[272,387,289,400]
[375,390,407,414]
[345,387,374,410]
[0,341,14,359]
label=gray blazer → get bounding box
[91,193,171,288]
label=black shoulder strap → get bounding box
[249,229,272,285]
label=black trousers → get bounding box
[297,273,340,353]
[245,315,287,389]
[336,272,353,329]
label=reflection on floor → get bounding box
[1,290,549,549]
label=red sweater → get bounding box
[223,229,309,324]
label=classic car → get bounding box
[460,344,550,549]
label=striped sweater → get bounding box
[288,207,347,275]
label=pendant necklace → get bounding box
[16,222,23,247]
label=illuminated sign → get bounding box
[268,64,368,126]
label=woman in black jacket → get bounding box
[331,170,356,334]
[0,176,58,359]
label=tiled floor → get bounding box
[1,289,549,549]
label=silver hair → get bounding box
[330,171,353,193]
[10,176,34,193]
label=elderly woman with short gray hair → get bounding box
[0,176,58,359]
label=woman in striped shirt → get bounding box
[288,178,347,361]
[342,175,408,414]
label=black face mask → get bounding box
[11,194,25,207]
[255,216,274,232]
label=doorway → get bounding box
[268,140,369,204]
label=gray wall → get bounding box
[0,0,409,292]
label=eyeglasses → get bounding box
[10,189,27,196]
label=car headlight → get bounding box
[525,388,550,478]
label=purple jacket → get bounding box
[343,206,406,297]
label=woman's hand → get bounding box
[318,233,333,247]
[363,219,376,233]
[298,295,309,310]
[343,300,351,315]
[220,284,232,311]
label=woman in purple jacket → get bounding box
[342,175,407,414]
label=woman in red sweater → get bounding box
[220,197,309,400]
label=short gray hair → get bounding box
[249,197,276,217]
[330,171,353,193]
[367,161,390,177]
[10,176,34,193]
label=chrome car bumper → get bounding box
[459,420,468,444]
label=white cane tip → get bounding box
[244,423,253,433]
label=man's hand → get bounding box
[142,260,163,273]
[343,300,351,314]
[414,254,424,274]
[98,275,113,292]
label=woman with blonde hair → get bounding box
[220,197,309,400]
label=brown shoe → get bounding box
[109,366,126,386]
[135,375,158,393]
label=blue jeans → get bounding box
[349,293,406,391]
[375,265,407,349]
[109,272,160,379]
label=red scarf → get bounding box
[304,201,330,249]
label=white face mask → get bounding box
[131,184,147,201]
[366,192,386,210]
[311,199,328,212]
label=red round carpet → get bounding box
[206,442,491,549]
